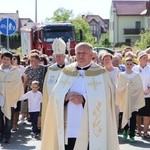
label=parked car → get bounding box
[93,47,115,55]
[0,44,16,54]
[0,44,8,52]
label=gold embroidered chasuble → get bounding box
[116,73,145,128]
[41,62,119,150]
[42,63,63,133]
[0,66,24,119]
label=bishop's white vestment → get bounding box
[41,63,64,131]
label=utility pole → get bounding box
[113,8,116,51]
[35,0,37,22]
[0,32,1,46]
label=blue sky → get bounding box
[0,0,112,22]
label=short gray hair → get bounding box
[75,42,93,52]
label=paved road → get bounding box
[118,133,150,150]
[0,120,41,150]
[0,120,149,150]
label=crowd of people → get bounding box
[0,39,150,149]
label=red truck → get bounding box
[20,22,82,56]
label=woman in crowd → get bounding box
[11,54,26,131]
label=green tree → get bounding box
[9,35,13,42]
[16,47,22,57]
[99,33,111,47]
[71,16,94,44]
[135,28,150,49]
[50,7,73,22]
[47,8,94,44]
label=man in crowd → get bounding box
[41,38,67,132]
[133,51,150,139]
[0,52,24,143]
[41,42,119,150]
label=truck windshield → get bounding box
[43,31,75,43]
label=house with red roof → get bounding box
[109,0,150,46]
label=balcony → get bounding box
[124,28,144,35]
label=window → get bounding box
[43,30,75,42]
[91,25,97,34]
[125,39,131,44]
[135,21,141,29]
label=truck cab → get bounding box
[21,22,82,56]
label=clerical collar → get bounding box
[76,63,91,70]
[57,64,65,69]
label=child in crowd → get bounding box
[20,80,42,137]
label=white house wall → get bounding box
[116,16,145,44]
[143,16,149,28]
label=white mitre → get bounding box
[52,38,66,55]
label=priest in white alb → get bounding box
[41,42,119,150]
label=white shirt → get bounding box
[67,69,87,138]
[133,64,150,98]
[17,65,26,77]
[20,91,42,112]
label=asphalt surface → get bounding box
[0,120,41,150]
[118,132,150,150]
[0,119,149,150]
